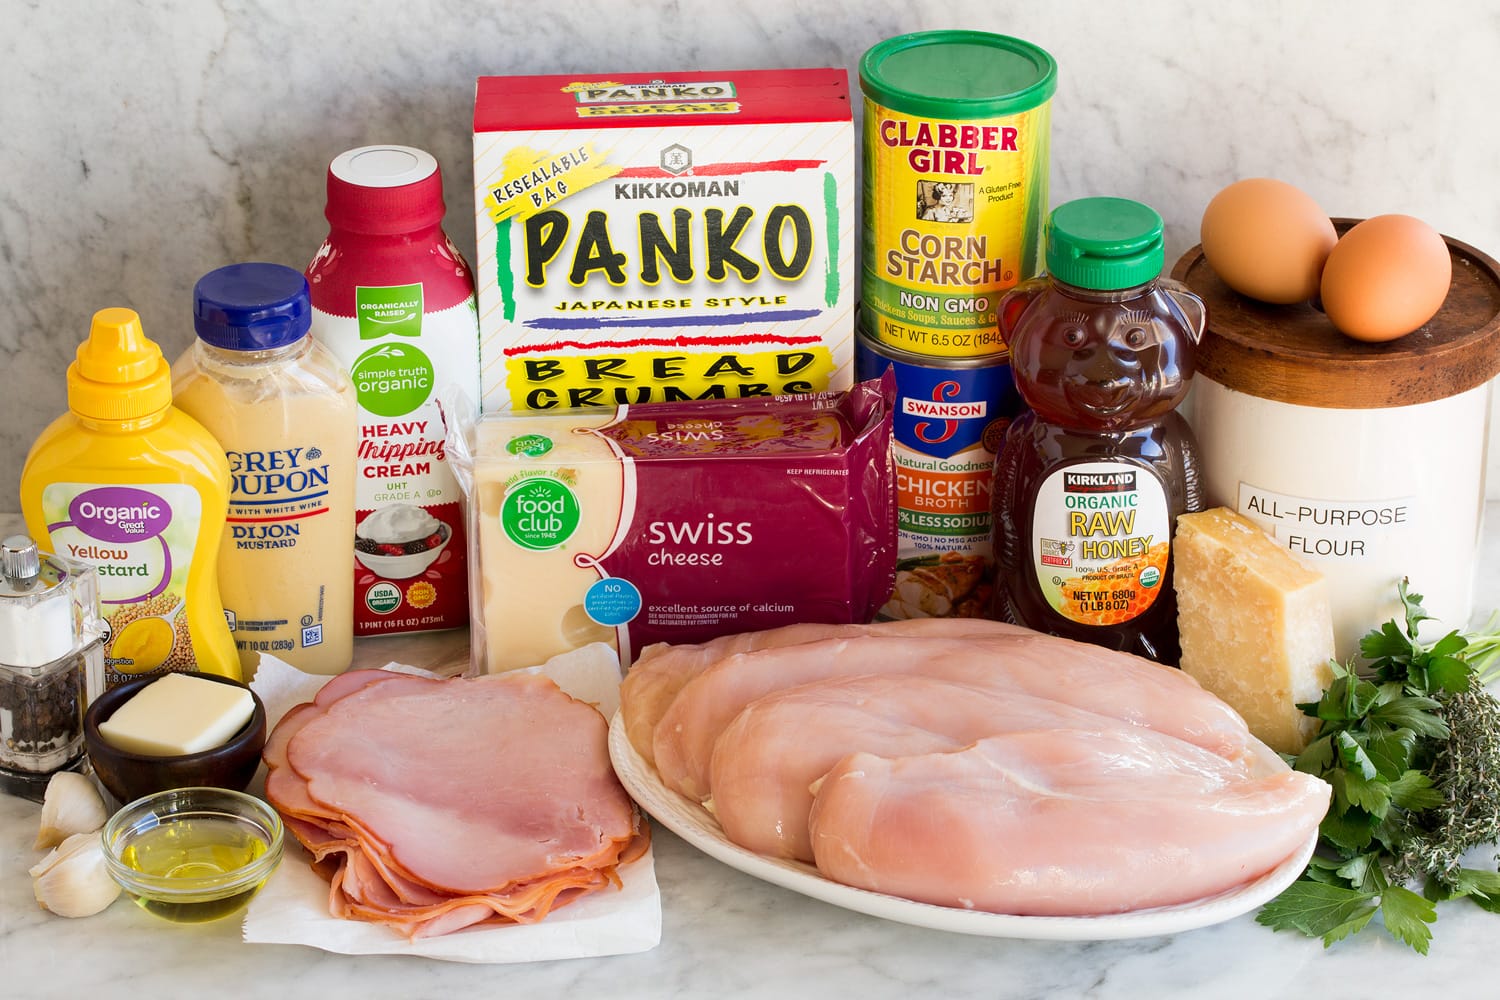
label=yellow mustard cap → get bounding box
[66,308,173,421]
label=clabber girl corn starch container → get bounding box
[860,31,1056,359]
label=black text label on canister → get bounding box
[856,335,1024,618]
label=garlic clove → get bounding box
[30,831,122,918]
[35,771,111,850]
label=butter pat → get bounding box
[98,673,254,756]
[1173,507,1335,756]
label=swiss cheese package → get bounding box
[457,376,896,674]
[472,69,855,412]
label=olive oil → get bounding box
[119,815,270,922]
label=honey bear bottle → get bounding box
[991,197,1205,664]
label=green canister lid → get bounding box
[1045,197,1165,291]
[860,31,1057,119]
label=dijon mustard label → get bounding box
[1030,463,1170,626]
[861,103,1050,358]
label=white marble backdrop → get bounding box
[3,1,1499,505]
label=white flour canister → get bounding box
[1173,222,1500,661]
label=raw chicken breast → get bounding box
[807,731,1328,915]
[709,674,1248,861]
[621,618,1030,764]
[654,631,1253,801]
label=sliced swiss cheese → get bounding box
[1173,507,1334,756]
[474,412,623,674]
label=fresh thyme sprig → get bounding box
[1257,581,1500,954]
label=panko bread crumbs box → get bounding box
[473,69,854,411]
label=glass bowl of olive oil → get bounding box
[101,786,284,923]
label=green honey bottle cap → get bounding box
[1045,197,1165,291]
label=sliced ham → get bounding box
[261,670,416,787]
[261,668,645,938]
[653,630,1254,801]
[288,672,634,893]
[807,731,1328,915]
[708,673,1250,862]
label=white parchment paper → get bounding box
[239,647,660,963]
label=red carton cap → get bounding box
[325,145,445,235]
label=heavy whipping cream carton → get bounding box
[472,69,855,411]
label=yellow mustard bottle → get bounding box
[20,307,241,684]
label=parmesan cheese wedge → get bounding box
[1172,507,1335,755]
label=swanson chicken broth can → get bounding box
[856,332,1023,619]
[860,31,1055,359]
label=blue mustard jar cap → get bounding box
[193,263,312,350]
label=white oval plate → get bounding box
[608,712,1317,940]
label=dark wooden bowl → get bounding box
[84,672,267,805]
[1171,219,1500,408]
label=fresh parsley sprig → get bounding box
[1257,581,1500,954]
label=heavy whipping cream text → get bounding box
[307,143,479,637]
[358,421,445,480]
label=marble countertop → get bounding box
[3,509,1499,998]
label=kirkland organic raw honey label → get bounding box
[1030,462,1170,626]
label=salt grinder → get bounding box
[0,534,105,801]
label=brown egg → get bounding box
[1200,178,1337,304]
[1320,215,1451,343]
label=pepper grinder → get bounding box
[0,534,106,801]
